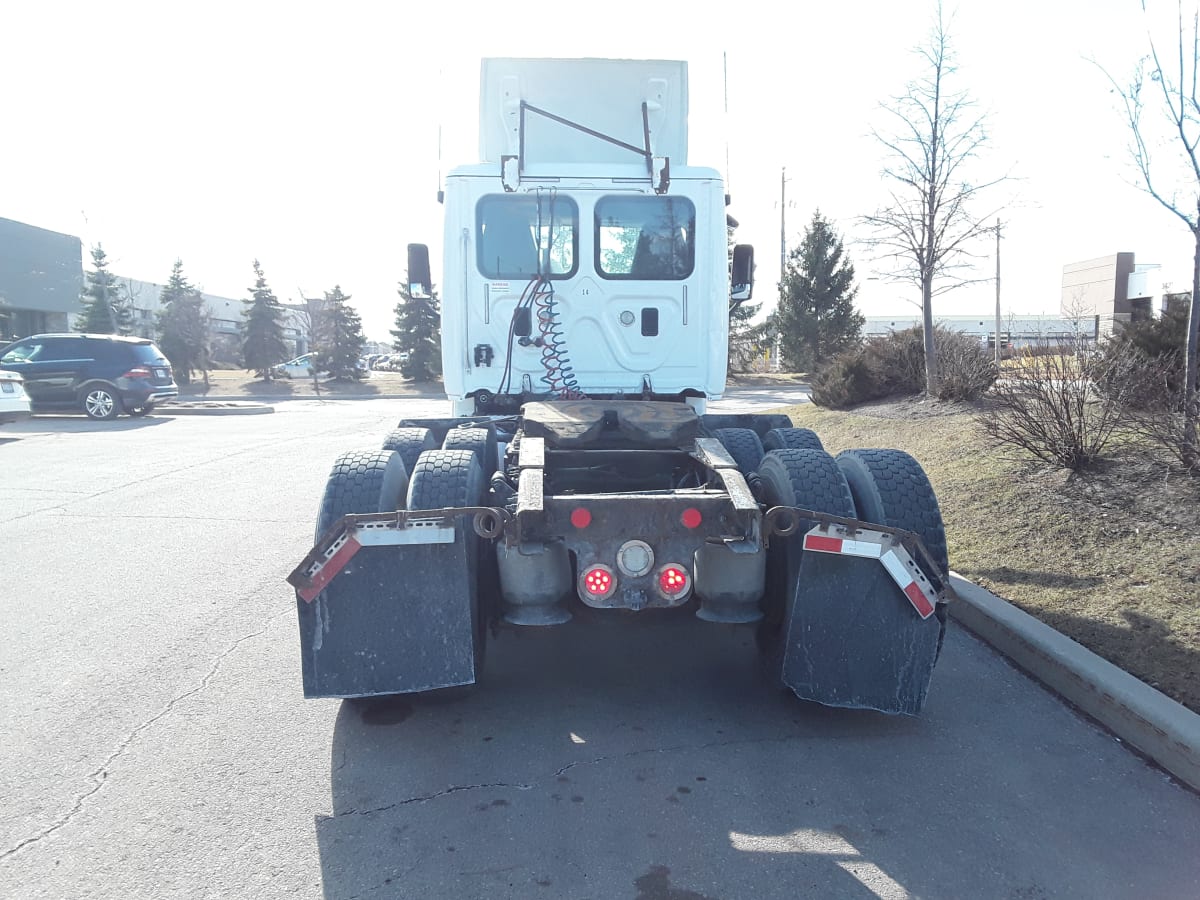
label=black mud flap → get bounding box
[295,533,479,699]
[778,553,941,716]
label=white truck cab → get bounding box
[413,58,753,416]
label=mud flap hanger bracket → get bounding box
[287,507,511,604]
[763,505,954,620]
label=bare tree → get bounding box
[1104,0,1200,469]
[861,3,1004,395]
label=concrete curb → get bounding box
[159,403,274,416]
[949,574,1200,791]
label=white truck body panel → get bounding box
[479,58,688,165]
[440,59,729,415]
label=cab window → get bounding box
[1,341,41,363]
[477,195,578,279]
[596,196,695,280]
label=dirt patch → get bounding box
[783,402,1200,713]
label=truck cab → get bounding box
[421,58,751,416]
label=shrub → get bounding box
[810,350,880,408]
[809,325,996,408]
[933,329,999,401]
[976,338,1147,470]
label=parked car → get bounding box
[273,354,318,379]
[0,333,178,420]
[0,369,31,425]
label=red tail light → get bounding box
[657,565,691,598]
[680,508,702,529]
[580,564,615,597]
[122,367,152,379]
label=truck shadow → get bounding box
[307,609,1200,900]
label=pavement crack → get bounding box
[332,781,534,819]
[0,606,291,860]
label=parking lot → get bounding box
[3,395,1199,900]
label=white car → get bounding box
[0,369,31,424]
[273,354,318,379]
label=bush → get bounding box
[976,338,1147,470]
[933,329,999,401]
[809,350,880,408]
[809,325,996,408]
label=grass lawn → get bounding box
[783,398,1200,713]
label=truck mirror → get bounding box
[731,244,754,303]
[407,244,432,298]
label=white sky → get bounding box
[2,0,1196,340]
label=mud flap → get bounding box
[295,531,480,699]
[778,553,941,716]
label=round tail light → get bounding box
[580,564,616,598]
[656,564,691,599]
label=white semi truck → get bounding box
[289,58,952,715]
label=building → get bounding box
[1061,252,1188,337]
[0,217,83,340]
[863,314,1091,348]
[121,277,309,362]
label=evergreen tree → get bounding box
[240,259,289,379]
[772,211,863,372]
[391,275,442,382]
[76,245,133,334]
[157,259,211,387]
[314,285,365,380]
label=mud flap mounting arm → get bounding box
[763,506,953,619]
[288,507,510,603]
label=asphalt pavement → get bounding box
[2,393,1198,900]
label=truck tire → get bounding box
[755,449,856,662]
[407,448,490,674]
[835,448,949,649]
[754,413,794,434]
[713,427,765,476]
[762,427,823,453]
[441,424,499,479]
[316,449,409,538]
[382,427,437,477]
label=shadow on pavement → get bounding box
[2,414,171,435]
[308,608,1200,899]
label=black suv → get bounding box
[0,334,178,420]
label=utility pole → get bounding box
[994,219,1003,365]
[780,166,787,283]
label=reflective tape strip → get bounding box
[803,533,883,559]
[880,549,936,619]
[298,534,362,604]
[356,521,455,546]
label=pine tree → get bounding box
[76,245,133,334]
[157,259,211,387]
[773,211,863,372]
[391,275,442,382]
[240,259,289,380]
[314,285,365,380]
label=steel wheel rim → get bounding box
[86,390,114,417]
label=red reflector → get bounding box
[583,566,613,595]
[123,367,152,378]
[680,508,702,529]
[570,508,592,529]
[658,566,689,595]
[804,534,843,553]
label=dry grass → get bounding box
[784,400,1200,713]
